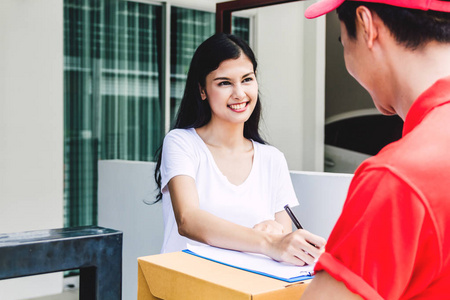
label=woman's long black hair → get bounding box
[153,33,266,203]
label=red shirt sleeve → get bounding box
[314,167,438,299]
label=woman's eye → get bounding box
[218,81,231,86]
[243,77,253,83]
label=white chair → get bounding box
[290,171,352,239]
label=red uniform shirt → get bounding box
[315,76,450,299]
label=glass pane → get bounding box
[63,0,163,227]
[325,114,403,156]
[232,16,250,42]
[170,7,214,123]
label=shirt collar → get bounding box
[403,76,450,136]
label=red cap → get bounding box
[305,0,450,19]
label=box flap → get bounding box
[138,262,158,300]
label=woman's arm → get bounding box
[169,175,326,265]
[275,210,294,233]
[252,211,292,234]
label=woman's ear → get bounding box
[199,84,207,100]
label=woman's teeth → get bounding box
[229,103,246,110]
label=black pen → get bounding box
[284,204,304,230]
[284,204,319,252]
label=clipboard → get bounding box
[183,244,314,283]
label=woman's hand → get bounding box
[264,229,326,266]
[253,220,285,234]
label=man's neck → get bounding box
[386,42,450,119]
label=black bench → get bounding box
[0,226,122,300]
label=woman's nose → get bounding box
[232,84,246,100]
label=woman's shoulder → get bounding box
[163,128,200,150]
[165,128,196,141]
[253,141,285,160]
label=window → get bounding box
[324,111,403,173]
[63,0,250,227]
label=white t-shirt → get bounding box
[160,128,299,253]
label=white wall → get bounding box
[98,160,164,300]
[253,2,325,171]
[325,11,374,119]
[0,0,64,299]
[161,0,219,12]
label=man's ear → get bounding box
[355,6,378,49]
[199,84,207,100]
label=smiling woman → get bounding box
[152,33,326,266]
[200,55,258,126]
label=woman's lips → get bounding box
[228,102,248,112]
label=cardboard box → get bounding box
[138,251,310,300]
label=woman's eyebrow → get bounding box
[213,76,231,81]
[213,72,254,81]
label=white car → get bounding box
[324,109,404,173]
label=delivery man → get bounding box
[301,1,450,299]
